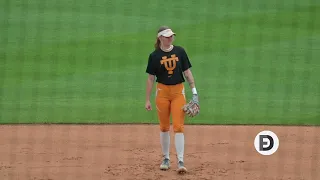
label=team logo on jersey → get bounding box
[160,54,179,75]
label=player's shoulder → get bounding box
[173,45,188,54]
[173,45,185,51]
[149,48,162,57]
[148,45,187,57]
[147,49,162,63]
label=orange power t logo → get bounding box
[160,54,179,75]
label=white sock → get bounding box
[175,133,184,162]
[160,131,170,159]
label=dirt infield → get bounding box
[0,124,319,180]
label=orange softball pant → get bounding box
[155,82,186,133]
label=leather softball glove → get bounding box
[182,94,200,117]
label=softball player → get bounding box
[145,26,199,173]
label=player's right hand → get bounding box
[145,100,152,111]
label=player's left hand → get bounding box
[182,94,200,117]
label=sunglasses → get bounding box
[164,35,173,38]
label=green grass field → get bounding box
[1,0,319,125]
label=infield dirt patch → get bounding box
[0,124,319,180]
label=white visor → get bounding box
[157,29,176,37]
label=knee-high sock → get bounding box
[160,131,170,159]
[175,133,184,162]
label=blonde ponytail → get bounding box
[154,38,161,49]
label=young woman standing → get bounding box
[145,26,199,173]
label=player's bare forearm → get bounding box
[183,69,195,89]
[146,74,155,102]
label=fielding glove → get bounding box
[182,94,200,117]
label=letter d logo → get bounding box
[254,130,279,156]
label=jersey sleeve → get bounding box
[145,54,157,75]
[181,48,192,71]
